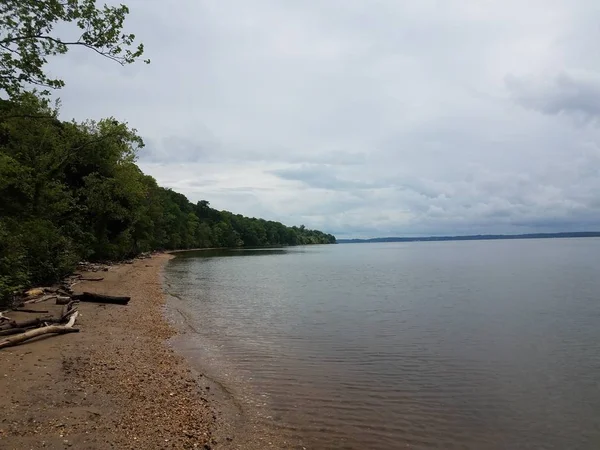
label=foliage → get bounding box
[0,0,147,98]
[0,96,336,304]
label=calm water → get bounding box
[165,239,600,449]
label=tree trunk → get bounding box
[23,294,57,305]
[0,316,59,331]
[0,328,27,337]
[71,292,130,305]
[60,301,78,321]
[0,312,79,349]
[55,296,71,305]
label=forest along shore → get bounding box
[0,254,219,449]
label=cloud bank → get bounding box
[48,0,600,237]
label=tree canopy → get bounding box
[0,96,336,303]
[0,0,147,98]
[0,2,335,305]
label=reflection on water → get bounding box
[175,248,292,258]
[166,240,600,450]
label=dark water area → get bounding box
[164,239,600,449]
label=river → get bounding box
[164,238,600,449]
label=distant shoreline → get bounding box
[338,231,600,244]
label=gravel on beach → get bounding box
[0,254,217,449]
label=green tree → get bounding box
[194,222,213,248]
[0,93,336,304]
[0,0,147,98]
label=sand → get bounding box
[0,254,220,449]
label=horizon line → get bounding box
[336,231,600,242]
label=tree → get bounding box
[0,94,336,304]
[0,0,148,98]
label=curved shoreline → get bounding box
[162,255,304,450]
[0,252,302,449]
[0,254,218,449]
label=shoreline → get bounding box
[0,254,219,449]
[163,256,303,450]
[167,243,335,255]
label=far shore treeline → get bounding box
[0,95,335,302]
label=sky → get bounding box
[48,0,600,238]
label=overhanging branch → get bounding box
[0,34,126,65]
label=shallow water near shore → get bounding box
[164,239,600,449]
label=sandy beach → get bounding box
[0,254,222,449]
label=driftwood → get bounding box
[55,296,71,305]
[72,292,130,305]
[0,312,79,349]
[0,328,27,337]
[23,294,57,305]
[0,270,97,349]
[0,316,59,331]
[0,320,16,330]
[60,300,79,321]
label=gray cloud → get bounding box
[45,0,600,238]
[506,71,600,121]
[269,165,385,190]
[140,136,217,163]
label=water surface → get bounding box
[165,239,600,449]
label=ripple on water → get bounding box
[166,241,600,450]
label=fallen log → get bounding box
[0,312,79,349]
[23,294,57,305]
[0,328,27,337]
[15,309,49,314]
[80,277,104,281]
[71,292,130,305]
[61,301,79,321]
[0,320,16,330]
[0,316,59,331]
[55,296,71,305]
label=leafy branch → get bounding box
[0,0,148,98]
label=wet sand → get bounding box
[0,254,240,449]
[164,291,305,450]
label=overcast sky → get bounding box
[49,0,600,238]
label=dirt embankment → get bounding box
[0,254,218,449]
